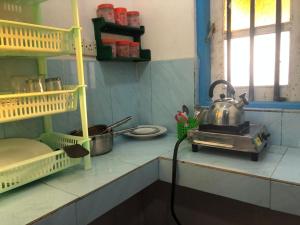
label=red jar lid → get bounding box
[114,7,127,13]
[116,40,130,45]
[129,41,140,47]
[102,38,116,44]
[98,4,114,9]
[127,11,140,16]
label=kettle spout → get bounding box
[236,93,249,109]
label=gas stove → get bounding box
[187,122,270,161]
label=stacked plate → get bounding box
[0,138,53,169]
[123,125,167,139]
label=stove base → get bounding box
[191,144,261,161]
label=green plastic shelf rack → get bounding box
[0,132,89,194]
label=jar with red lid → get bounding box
[114,7,128,26]
[97,4,115,23]
[129,42,140,58]
[102,39,117,57]
[116,40,130,57]
[127,11,140,28]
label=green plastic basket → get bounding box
[0,132,89,194]
[177,118,198,140]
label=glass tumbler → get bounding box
[45,77,62,91]
[26,78,46,92]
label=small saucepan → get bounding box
[71,125,135,156]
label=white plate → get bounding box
[123,125,167,139]
[0,138,53,169]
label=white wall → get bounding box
[134,0,196,60]
[42,0,196,61]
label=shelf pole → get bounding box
[71,0,91,170]
[38,57,53,133]
[34,3,53,133]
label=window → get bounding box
[210,0,300,103]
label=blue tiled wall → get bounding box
[49,58,139,133]
[2,57,300,149]
[51,57,195,135]
[138,58,195,133]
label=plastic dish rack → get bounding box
[0,85,80,123]
[0,19,74,56]
[177,118,198,140]
[0,132,89,194]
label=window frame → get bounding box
[196,0,300,109]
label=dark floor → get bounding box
[89,181,300,225]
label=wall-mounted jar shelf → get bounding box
[92,17,151,62]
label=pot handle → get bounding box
[208,80,235,99]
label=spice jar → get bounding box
[114,7,128,26]
[127,11,140,28]
[116,40,130,57]
[102,39,117,57]
[129,42,140,58]
[97,4,115,23]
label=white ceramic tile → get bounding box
[282,112,300,147]
[101,62,139,127]
[160,143,286,179]
[151,58,195,133]
[62,59,79,84]
[0,183,77,225]
[4,118,44,138]
[76,160,158,225]
[245,110,282,145]
[52,109,82,134]
[271,181,300,216]
[272,147,300,185]
[47,59,64,78]
[85,61,113,126]
[0,124,5,138]
[159,158,270,207]
[42,157,139,197]
[137,62,152,124]
[103,135,176,166]
[33,203,77,225]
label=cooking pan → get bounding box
[71,125,135,156]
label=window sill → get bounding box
[200,100,300,112]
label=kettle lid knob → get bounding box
[220,94,226,99]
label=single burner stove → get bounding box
[198,121,250,135]
[187,123,270,161]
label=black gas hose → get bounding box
[171,135,187,225]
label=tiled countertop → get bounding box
[1,134,300,225]
[0,135,177,225]
[160,141,288,179]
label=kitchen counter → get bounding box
[0,135,177,225]
[1,134,300,225]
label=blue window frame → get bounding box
[196,0,300,109]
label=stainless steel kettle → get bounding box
[207,80,249,126]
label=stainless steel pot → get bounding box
[71,124,135,156]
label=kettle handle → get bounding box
[209,80,236,98]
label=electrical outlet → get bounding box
[71,39,97,57]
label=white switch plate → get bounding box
[71,39,97,57]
